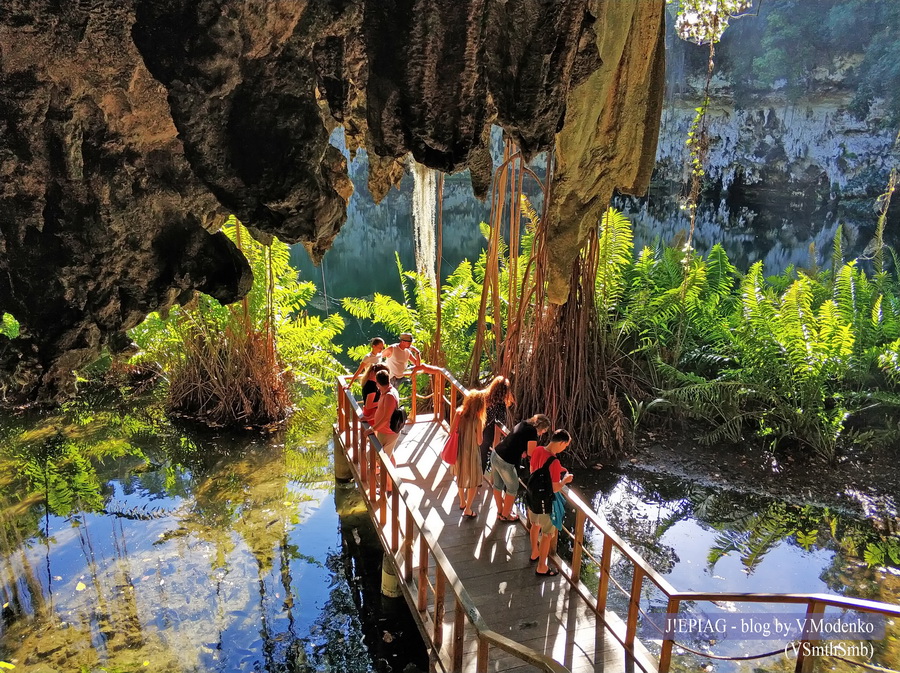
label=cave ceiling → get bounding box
[0,0,665,402]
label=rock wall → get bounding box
[655,98,896,199]
[0,1,252,401]
[0,0,665,402]
[622,91,899,272]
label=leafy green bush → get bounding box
[583,209,900,461]
[129,217,346,426]
[0,313,19,339]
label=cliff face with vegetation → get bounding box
[622,0,900,272]
[0,0,666,402]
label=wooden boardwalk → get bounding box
[334,394,655,673]
[390,420,633,673]
[335,369,900,673]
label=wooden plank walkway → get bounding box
[336,369,900,673]
[336,416,645,673]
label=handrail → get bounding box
[669,592,900,616]
[564,487,678,596]
[371,366,900,673]
[335,374,569,673]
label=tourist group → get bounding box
[344,334,574,577]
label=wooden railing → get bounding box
[336,374,569,673]
[393,366,900,673]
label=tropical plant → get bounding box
[342,252,485,380]
[0,313,19,338]
[130,216,345,427]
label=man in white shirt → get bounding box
[382,332,421,387]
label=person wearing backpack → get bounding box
[364,370,403,460]
[526,429,573,577]
[490,414,551,522]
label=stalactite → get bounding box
[410,159,438,286]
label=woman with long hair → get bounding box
[361,363,389,422]
[449,389,488,518]
[480,375,515,472]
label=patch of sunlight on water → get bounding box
[0,392,427,673]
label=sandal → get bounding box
[529,555,540,564]
[535,567,559,577]
[462,511,477,519]
[499,512,519,522]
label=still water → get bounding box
[0,391,427,673]
[1,391,897,671]
[574,469,900,671]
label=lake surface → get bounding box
[573,468,900,671]
[0,390,428,673]
[1,390,897,672]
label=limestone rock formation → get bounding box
[0,0,665,401]
[548,0,667,303]
[0,1,252,401]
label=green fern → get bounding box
[596,207,634,318]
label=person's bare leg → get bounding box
[492,487,503,511]
[500,493,517,519]
[536,533,555,574]
[463,487,477,516]
[529,520,540,560]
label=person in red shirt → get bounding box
[360,363,389,423]
[364,370,401,458]
[527,429,573,577]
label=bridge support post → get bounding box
[333,431,353,482]
[381,553,401,598]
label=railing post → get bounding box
[336,382,344,431]
[358,428,368,484]
[795,600,825,673]
[391,486,400,552]
[411,371,418,421]
[476,635,489,673]
[625,566,644,649]
[350,412,359,464]
[596,535,613,615]
[571,508,586,584]
[404,509,414,580]
[342,391,351,449]
[658,596,680,673]
[379,458,387,526]
[368,440,377,502]
[417,535,429,612]
[434,566,446,650]
[434,372,444,421]
[450,385,457,425]
[452,596,465,672]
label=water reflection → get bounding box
[0,392,426,672]
[572,468,900,672]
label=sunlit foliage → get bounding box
[129,217,346,427]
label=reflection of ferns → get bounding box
[706,504,822,574]
[101,501,176,520]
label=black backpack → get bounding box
[389,405,407,433]
[525,456,558,515]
